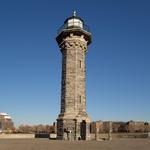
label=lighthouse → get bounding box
[56,12,92,140]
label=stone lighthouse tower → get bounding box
[56,12,92,140]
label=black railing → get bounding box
[57,22,90,35]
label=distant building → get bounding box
[0,112,14,132]
[126,121,150,133]
[90,121,150,133]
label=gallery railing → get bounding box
[57,22,90,35]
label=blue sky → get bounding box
[0,0,150,126]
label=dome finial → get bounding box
[73,11,76,16]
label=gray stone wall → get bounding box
[59,35,87,116]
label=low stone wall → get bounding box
[90,133,148,140]
[0,133,148,140]
[113,133,148,138]
[148,132,150,138]
[0,134,34,139]
[90,133,108,140]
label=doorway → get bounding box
[80,120,86,140]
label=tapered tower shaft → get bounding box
[60,35,87,115]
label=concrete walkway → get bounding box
[0,138,150,150]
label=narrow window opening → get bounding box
[80,95,82,103]
[79,60,82,68]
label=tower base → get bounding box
[57,113,91,140]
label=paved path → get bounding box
[0,138,150,150]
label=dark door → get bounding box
[80,120,86,140]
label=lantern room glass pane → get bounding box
[67,18,83,28]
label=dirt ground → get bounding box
[0,138,150,150]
